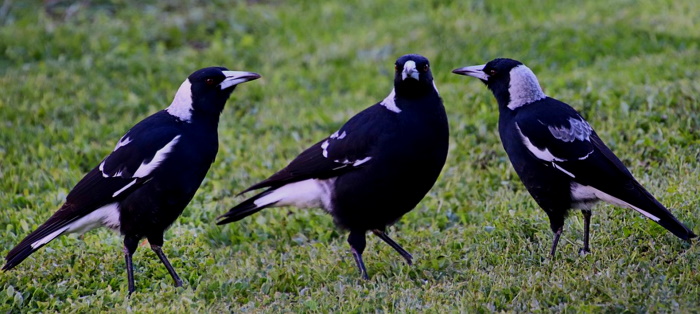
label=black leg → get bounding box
[123,237,139,295]
[347,231,369,280]
[580,210,592,255]
[550,226,563,257]
[372,229,413,265]
[146,234,184,288]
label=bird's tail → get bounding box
[3,220,69,271]
[624,181,696,240]
[216,189,277,225]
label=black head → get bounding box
[452,58,545,110]
[393,54,437,98]
[166,67,261,122]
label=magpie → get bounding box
[217,54,448,279]
[452,58,696,256]
[3,67,260,294]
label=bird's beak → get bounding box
[452,64,488,81]
[402,60,419,81]
[220,71,261,90]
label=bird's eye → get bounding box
[205,78,215,85]
[423,64,429,72]
[395,65,399,71]
[487,69,497,75]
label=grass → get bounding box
[1,0,699,311]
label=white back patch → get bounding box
[516,123,565,162]
[133,135,181,178]
[166,80,193,122]
[507,65,546,110]
[570,183,660,221]
[253,178,336,212]
[380,88,401,113]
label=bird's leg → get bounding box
[347,231,369,280]
[580,210,592,255]
[550,227,563,257]
[123,237,139,295]
[372,229,413,265]
[148,235,183,288]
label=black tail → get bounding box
[217,189,277,225]
[626,181,696,240]
[3,221,69,271]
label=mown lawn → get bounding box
[1,0,699,312]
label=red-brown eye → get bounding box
[488,69,497,75]
[423,64,429,71]
[395,65,399,71]
[205,78,215,85]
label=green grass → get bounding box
[1,0,699,311]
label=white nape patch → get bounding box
[254,178,336,212]
[570,183,660,221]
[29,203,121,249]
[321,140,330,158]
[402,60,418,81]
[114,136,132,151]
[548,117,592,142]
[133,135,181,178]
[380,89,401,113]
[516,123,565,162]
[507,65,546,110]
[330,130,347,140]
[166,80,193,122]
[112,179,137,197]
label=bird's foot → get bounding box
[578,247,591,256]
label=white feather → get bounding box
[166,80,193,122]
[132,135,181,178]
[112,179,137,197]
[114,136,132,151]
[30,203,121,249]
[570,183,660,221]
[380,88,401,113]
[507,65,546,110]
[516,123,566,162]
[254,179,336,212]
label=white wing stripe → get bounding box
[132,135,181,178]
[516,123,566,162]
[112,179,137,197]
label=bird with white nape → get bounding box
[453,58,696,256]
[218,54,449,279]
[3,67,260,295]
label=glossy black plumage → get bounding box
[218,54,449,278]
[3,67,260,294]
[453,58,695,255]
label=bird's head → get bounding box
[167,67,261,122]
[393,54,437,98]
[452,58,545,110]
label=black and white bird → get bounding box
[3,67,260,294]
[217,54,448,279]
[452,58,696,256]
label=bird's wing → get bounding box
[4,121,182,269]
[513,99,633,180]
[241,105,385,193]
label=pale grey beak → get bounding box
[402,60,419,81]
[452,64,488,81]
[220,71,261,90]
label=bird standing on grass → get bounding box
[452,58,696,256]
[3,67,260,294]
[217,54,448,279]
